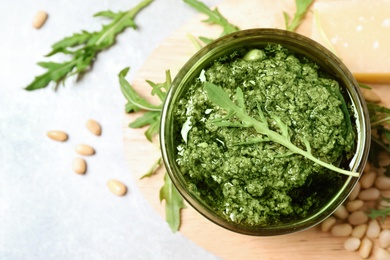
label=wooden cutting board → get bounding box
[123,1,390,259]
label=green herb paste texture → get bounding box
[173,44,355,226]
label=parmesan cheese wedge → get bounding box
[311,1,390,83]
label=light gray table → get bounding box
[0,0,221,259]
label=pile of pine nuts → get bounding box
[320,155,390,259]
[47,119,127,196]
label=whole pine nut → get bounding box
[375,176,390,190]
[358,188,380,201]
[75,144,95,156]
[360,171,377,189]
[33,10,48,29]
[333,205,349,220]
[351,224,368,239]
[331,223,353,237]
[366,219,381,239]
[348,211,369,226]
[348,182,361,201]
[343,237,361,252]
[47,130,68,142]
[379,229,390,248]
[359,238,373,259]
[346,200,364,212]
[321,216,337,232]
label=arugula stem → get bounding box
[239,110,359,177]
[371,116,390,127]
[95,0,154,46]
[204,82,358,178]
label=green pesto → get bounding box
[173,44,356,226]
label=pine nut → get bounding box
[73,158,87,174]
[362,89,381,103]
[359,238,373,259]
[75,144,95,156]
[351,224,368,239]
[360,171,377,189]
[375,176,390,190]
[348,182,361,201]
[348,211,369,226]
[375,248,390,259]
[107,179,127,196]
[333,205,349,220]
[32,10,48,29]
[363,162,371,173]
[331,223,353,237]
[379,229,390,248]
[379,156,390,167]
[346,200,364,212]
[321,216,337,232]
[358,188,380,201]
[86,119,102,136]
[47,130,68,142]
[366,219,381,238]
[343,237,361,252]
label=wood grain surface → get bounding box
[123,1,390,259]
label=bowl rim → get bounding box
[160,28,371,236]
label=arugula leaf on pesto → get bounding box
[284,0,314,31]
[25,0,153,91]
[204,81,358,177]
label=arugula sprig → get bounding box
[284,0,314,31]
[25,0,154,91]
[119,67,185,232]
[367,102,390,176]
[183,0,239,44]
[367,197,390,222]
[119,67,170,142]
[160,173,186,232]
[204,81,358,177]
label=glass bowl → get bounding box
[160,29,370,236]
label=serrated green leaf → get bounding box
[94,10,118,19]
[284,0,314,32]
[25,59,80,91]
[51,31,92,51]
[367,206,390,222]
[25,0,154,91]
[146,70,172,102]
[184,0,239,44]
[140,157,163,179]
[129,111,160,128]
[119,67,162,112]
[159,173,186,232]
[359,82,372,89]
[145,118,160,142]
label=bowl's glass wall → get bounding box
[160,29,370,236]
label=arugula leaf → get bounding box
[159,173,186,232]
[367,197,390,222]
[184,0,239,44]
[284,0,314,32]
[119,67,162,112]
[25,0,154,91]
[204,81,358,177]
[140,157,163,179]
[119,67,173,142]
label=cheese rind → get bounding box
[311,1,390,83]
